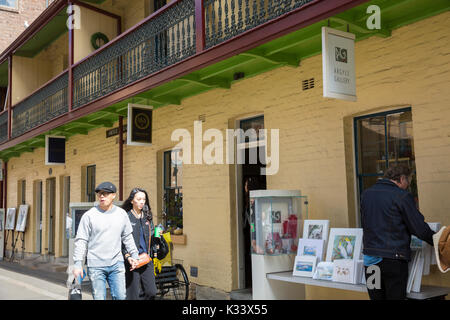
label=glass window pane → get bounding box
[240,116,264,142]
[0,0,17,8]
[357,116,386,175]
[361,176,382,192]
[386,111,414,164]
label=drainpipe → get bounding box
[119,116,123,201]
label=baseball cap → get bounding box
[95,182,117,194]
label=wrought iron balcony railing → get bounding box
[204,0,314,48]
[73,0,196,109]
[3,0,317,143]
[11,71,68,139]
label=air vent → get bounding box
[198,114,206,122]
[302,78,315,90]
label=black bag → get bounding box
[151,235,169,260]
[68,279,82,300]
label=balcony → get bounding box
[0,0,448,159]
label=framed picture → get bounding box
[297,238,325,261]
[302,220,330,242]
[292,255,317,277]
[15,204,29,232]
[5,208,16,230]
[325,228,363,262]
[332,259,355,284]
[313,261,335,281]
[332,259,364,284]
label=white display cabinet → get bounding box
[249,190,308,300]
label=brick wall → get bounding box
[0,0,48,54]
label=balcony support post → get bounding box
[68,2,74,112]
[7,55,12,140]
[195,0,205,53]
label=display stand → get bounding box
[9,231,25,262]
[4,229,13,260]
[250,190,308,300]
[266,271,450,300]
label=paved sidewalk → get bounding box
[0,262,93,300]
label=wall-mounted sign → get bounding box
[127,104,153,146]
[106,125,128,138]
[45,135,66,165]
[322,27,356,102]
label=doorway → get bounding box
[236,116,267,289]
[34,181,43,253]
[46,178,56,255]
[61,176,70,257]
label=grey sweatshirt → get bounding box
[73,205,139,269]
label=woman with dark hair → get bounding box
[121,188,157,300]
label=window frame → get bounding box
[354,106,415,212]
[0,0,19,12]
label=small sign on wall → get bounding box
[45,135,66,165]
[322,27,356,101]
[127,104,153,146]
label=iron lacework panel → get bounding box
[12,71,68,139]
[72,0,196,110]
[204,0,315,48]
[0,112,7,144]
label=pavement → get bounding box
[0,257,93,300]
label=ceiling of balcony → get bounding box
[0,61,7,87]
[0,0,448,161]
[14,8,68,58]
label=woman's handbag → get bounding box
[135,252,151,269]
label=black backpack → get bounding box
[151,235,169,260]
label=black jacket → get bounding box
[122,211,154,257]
[360,179,434,261]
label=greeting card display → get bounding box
[293,255,317,277]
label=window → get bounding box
[0,0,18,9]
[163,149,183,234]
[18,179,26,206]
[355,107,417,198]
[86,165,96,202]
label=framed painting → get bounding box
[297,238,325,261]
[302,220,330,242]
[5,208,16,230]
[292,255,317,277]
[15,204,29,232]
[325,228,363,262]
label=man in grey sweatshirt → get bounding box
[72,182,139,300]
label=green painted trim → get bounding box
[0,0,448,160]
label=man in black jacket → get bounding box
[361,164,435,300]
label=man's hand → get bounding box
[128,257,139,271]
[72,267,84,279]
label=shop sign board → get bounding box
[322,27,356,101]
[127,104,153,146]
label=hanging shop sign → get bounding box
[45,135,66,165]
[322,27,356,102]
[127,104,153,146]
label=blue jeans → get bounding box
[87,261,126,300]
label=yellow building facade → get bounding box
[2,7,449,299]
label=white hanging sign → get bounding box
[322,27,356,101]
